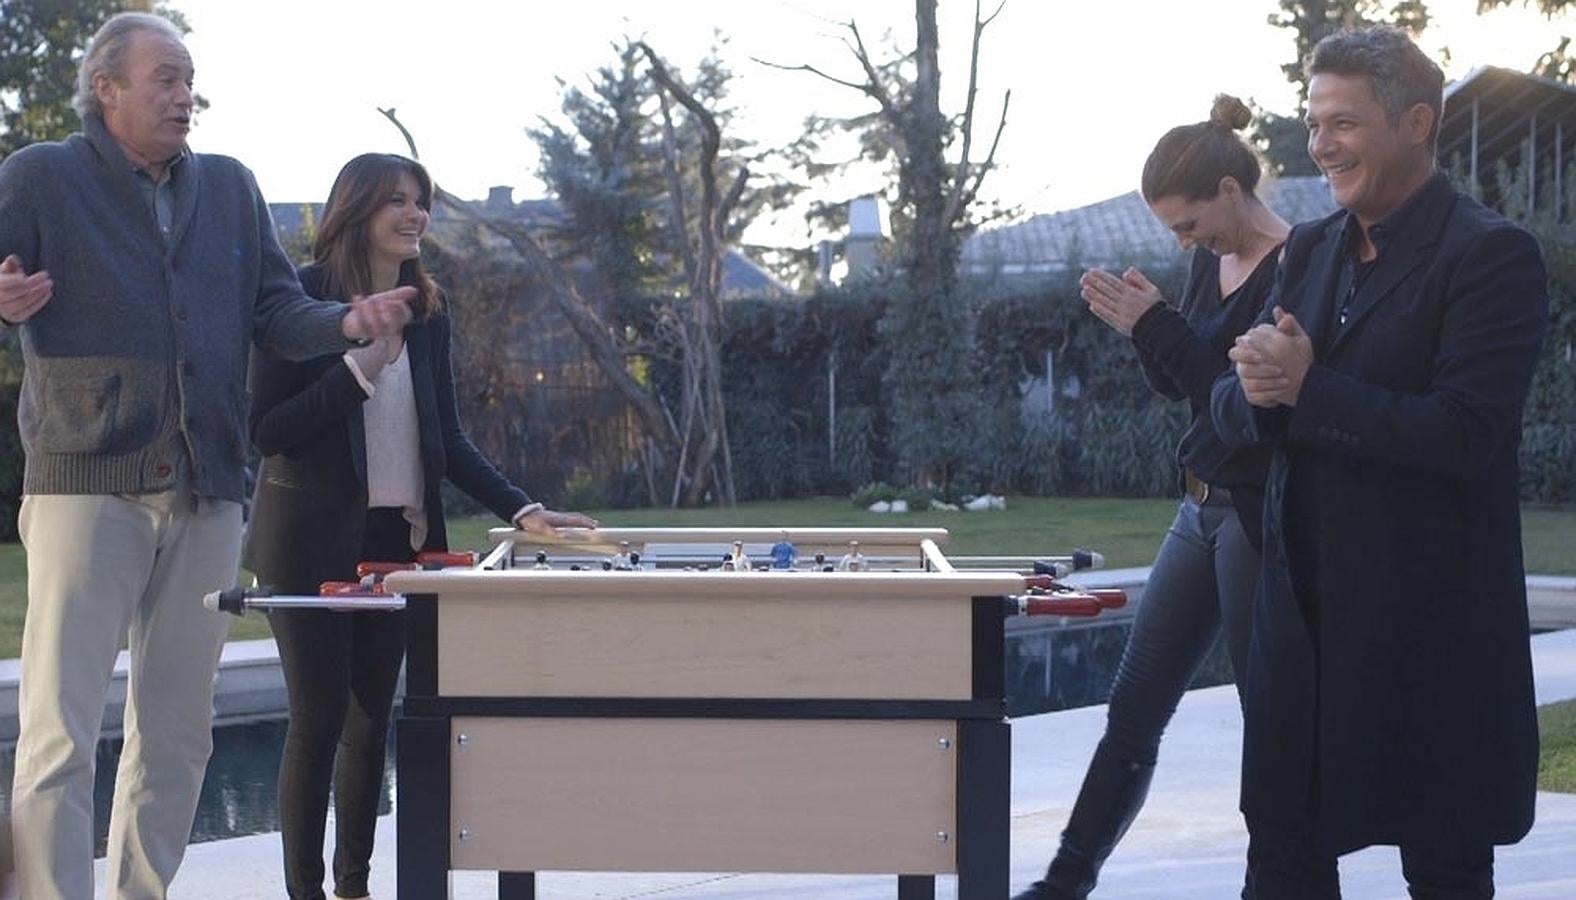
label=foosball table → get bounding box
[209,527,1124,899]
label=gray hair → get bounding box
[72,12,185,119]
[1307,25,1445,152]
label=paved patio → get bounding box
[96,628,1576,898]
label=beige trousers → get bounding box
[10,491,241,900]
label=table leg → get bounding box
[498,871,535,899]
[957,718,1011,899]
[397,715,451,900]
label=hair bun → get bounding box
[1209,94,1253,131]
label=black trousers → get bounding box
[1244,820,1496,899]
[269,508,414,900]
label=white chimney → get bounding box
[844,196,889,278]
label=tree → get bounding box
[1254,0,1431,175]
[0,0,192,158]
[385,41,779,506]
[766,0,1009,490]
[1478,0,1575,81]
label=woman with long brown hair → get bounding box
[243,153,595,900]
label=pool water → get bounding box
[0,719,394,856]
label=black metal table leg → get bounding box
[498,871,536,899]
[957,718,1011,899]
[396,715,451,900]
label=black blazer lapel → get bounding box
[1328,183,1456,356]
[349,395,368,488]
[1294,219,1346,357]
[405,323,444,483]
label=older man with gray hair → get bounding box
[0,12,412,899]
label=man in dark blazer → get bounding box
[1211,26,1548,898]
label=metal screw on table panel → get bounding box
[937,737,951,750]
[457,733,470,747]
[458,828,472,842]
[937,831,950,844]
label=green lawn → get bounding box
[1539,699,1576,793]
[0,497,1573,654]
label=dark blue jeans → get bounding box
[1038,496,1259,896]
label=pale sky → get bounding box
[171,0,1569,247]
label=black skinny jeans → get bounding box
[269,508,414,900]
[1040,495,1259,896]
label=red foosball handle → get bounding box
[1019,596,1105,617]
[356,561,415,578]
[354,551,478,580]
[418,550,476,568]
[319,581,388,598]
[1088,588,1128,609]
[1023,577,1128,610]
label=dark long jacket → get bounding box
[1211,173,1546,853]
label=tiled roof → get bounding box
[961,176,1339,275]
[267,197,787,298]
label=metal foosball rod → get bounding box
[203,551,478,617]
[946,549,1107,577]
[202,585,408,616]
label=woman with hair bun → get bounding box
[1015,96,1290,899]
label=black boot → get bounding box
[1013,744,1157,899]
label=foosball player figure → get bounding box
[728,540,751,572]
[836,541,866,572]
[612,541,635,571]
[770,534,798,570]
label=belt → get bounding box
[1184,470,1230,506]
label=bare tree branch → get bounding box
[845,20,900,122]
[654,91,699,288]
[946,86,1010,226]
[719,165,750,232]
[944,0,987,223]
[942,1,1009,228]
[752,57,876,98]
[636,41,739,505]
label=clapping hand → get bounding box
[1229,307,1313,407]
[1080,266,1163,337]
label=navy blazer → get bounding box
[242,265,531,593]
[1211,173,1546,853]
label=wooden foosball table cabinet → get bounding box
[380,527,1115,899]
